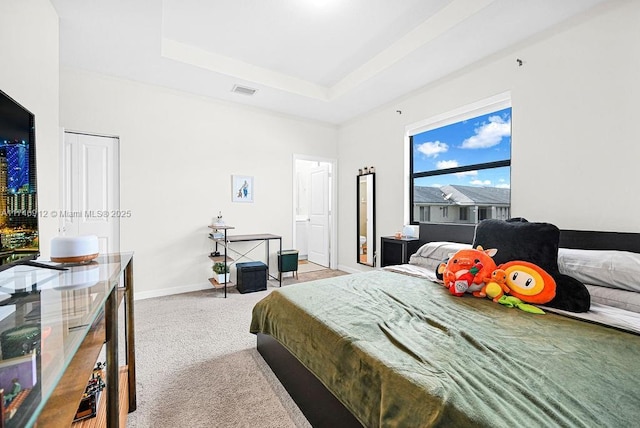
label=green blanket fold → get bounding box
[250,270,640,427]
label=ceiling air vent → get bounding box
[231,84,257,96]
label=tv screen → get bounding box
[0,90,38,270]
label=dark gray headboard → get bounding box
[418,222,640,253]
[419,223,475,245]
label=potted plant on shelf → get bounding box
[212,262,230,284]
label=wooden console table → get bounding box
[0,253,136,427]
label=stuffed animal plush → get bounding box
[500,260,556,305]
[473,218,590,312]
[442,246,497,297]
[497,295,546,314]
[435,257,449,282]
[478,268,509,302]
[438,246,553,316]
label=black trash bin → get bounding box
[278,249,299,280]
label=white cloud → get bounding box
[461,115,511,149]
[495,183,511,189]
[455,170,477,177]
[417,141,448,157]
[436,160,458,169]
[470,179,491,186]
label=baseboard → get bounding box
[134,281,210,300]
[336,264,365,274]
[135,266,364,300]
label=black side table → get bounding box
[380,236,421,267]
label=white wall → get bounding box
[0,0,59,259]
[337,0,640,272]
[59,69,338,298]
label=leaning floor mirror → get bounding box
[357,172,375,266]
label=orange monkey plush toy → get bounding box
[442,246,498,297]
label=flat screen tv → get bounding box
[0,89,39,271]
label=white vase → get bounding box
[215,273,230,284]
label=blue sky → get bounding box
[413,107,511,188]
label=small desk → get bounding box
[226,234,283,286]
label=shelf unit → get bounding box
[208,225,235,297]
[72,367,129,427]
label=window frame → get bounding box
[406,94,511,226]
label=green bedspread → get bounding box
[250,270,640,427]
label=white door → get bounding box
[308,164,330,267]
[61,132,120,254]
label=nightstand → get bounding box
[380,236,421,267]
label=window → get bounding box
[459,207,469,221]
[495,206,510,220]
[419,206,430,222]
[409,100,511,225]
[478,207,490,221]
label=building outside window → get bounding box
[409,98,511,225]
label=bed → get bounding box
[250,222,640,427]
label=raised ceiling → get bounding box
[51,0,608,124]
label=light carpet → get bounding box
[126,269,347,428]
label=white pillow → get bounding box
[409,241,471,271]
[558,248,640,293]
[585,284,640,313]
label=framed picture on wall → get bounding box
[232,175,254,203]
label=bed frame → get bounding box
[418,222,640,252]
[257,222,640,427]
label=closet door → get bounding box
[61,131,120,254]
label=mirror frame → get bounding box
[357,172,375,266]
